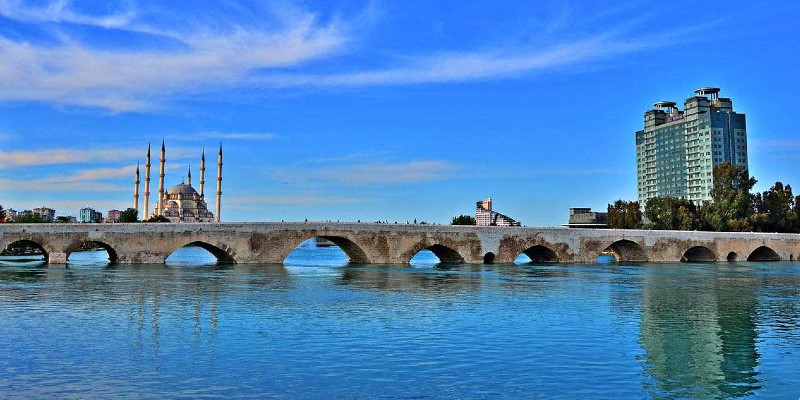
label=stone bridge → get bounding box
[1,222,799,265]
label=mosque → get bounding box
[132,140,222,223]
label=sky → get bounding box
[1,0,799,226]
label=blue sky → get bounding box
[1,0,799,226]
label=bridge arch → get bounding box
[483,252,496,264]
[727,252,738,262]
[167,241,237,265]
[405,242,464,265]
[601,239,648,263]
[681,246,716,263]
[283,235,371,264]
[518,245,559,264]
[1,239,49,264]
[747,246,781,262]
[65,240,119,265]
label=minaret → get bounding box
[143,144,151,219]
[199,148,205,198]
[187,165,192,187]
[133,162,140,213]
[215,143,222,223]
[157,138,166,216]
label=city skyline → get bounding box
[1,1,800,226]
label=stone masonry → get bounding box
[1,222,799,265]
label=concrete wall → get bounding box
[1,223,799,265]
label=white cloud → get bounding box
[0,1,348,111]
[228,195,364,206]
[0,1,718,111]
[272,160,460,185]
[0,148,140,168]
[0,0,137,28]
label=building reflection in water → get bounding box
[639,264,760,398]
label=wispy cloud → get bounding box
[750,139,800,151]
[0,148,140,168]
[0,0,137,28]
[0,164,135,192]
[0,144,213,168]
[272,160,460,186]
[0,1,719,111]
[228,195,364,206]
[0,1,348,111]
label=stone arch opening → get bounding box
[601,240,648,263]
[166,241,236,266]
[727,252,738,262]
[284,236,370,266]
[518,245,559,264]
[65,240,119,266]
[409,244,464,266]
[483,252,496,264]
[0,240,48,265]
[747,246,781,262]
[681,246,717,263]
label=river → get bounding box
[1,244,799,398]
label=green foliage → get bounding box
[699,162,757,232]
[144,215,170,223]
[119,208,139,223]
[14,213,47,223]
[606,200,643,229]
[752,182,798,232]
[451,214,476,225]
[645,197,698,230]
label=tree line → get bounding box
[608,162,800,232]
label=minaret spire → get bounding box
[143,143,151,219]
[199,148,206,198]
[187,165,192,187]
[133,162,140,215]
[157,138,166,216]
[215,143,222,223]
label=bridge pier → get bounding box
[48,251,68,264]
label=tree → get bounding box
[754,182,796,232]
[607,200,643,229]
[14,213,46,223]
[119,208,139,223]
[0,205,5,223]
[699,162,757,232]
[144,215,170,222]
[645,196,698,230]
[451,214,476,225]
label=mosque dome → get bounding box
[167,183,199,196]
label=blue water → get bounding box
[1,245,799,399]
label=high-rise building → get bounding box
[79,207,103,223]
[636,87,747,205]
